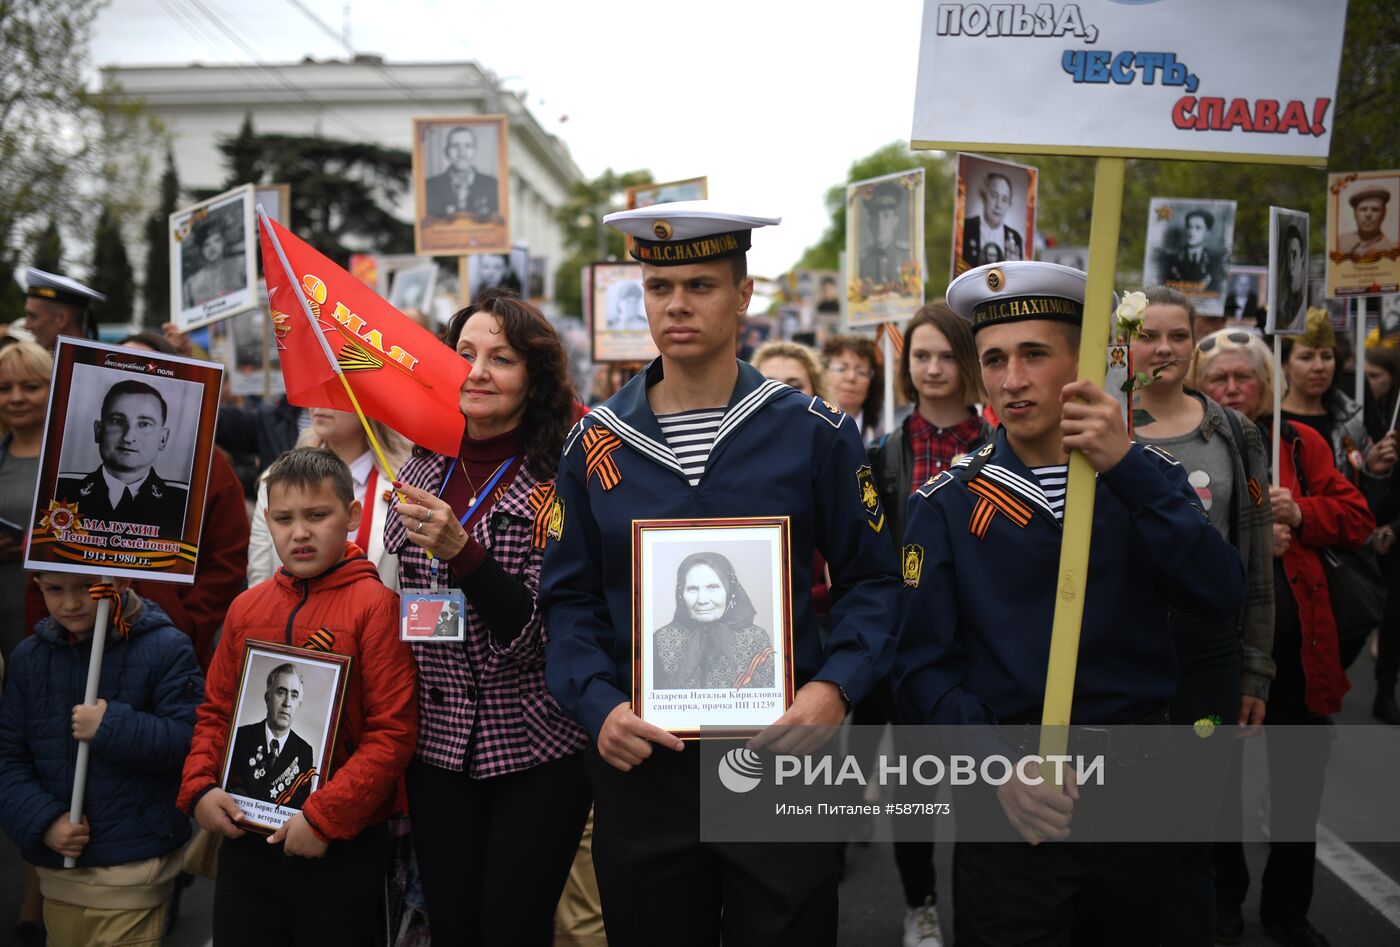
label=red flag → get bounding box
[259,216,467,456]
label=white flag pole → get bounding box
[881,326,895,436]
[1272,334,1283,488]
[63,581,114,868]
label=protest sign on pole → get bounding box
[910,0,1348,763]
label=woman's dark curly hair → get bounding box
[442,289,576,481]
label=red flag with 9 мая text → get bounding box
[259,216,466,455]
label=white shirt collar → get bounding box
[264,724,287,756]
[347,451,374,497]
[101,466,146,509]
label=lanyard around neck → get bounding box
[437,455,518,527]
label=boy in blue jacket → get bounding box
[0,572,203,945]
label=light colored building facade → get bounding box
[104,55,581,303]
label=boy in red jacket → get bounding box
[178,447,417,944]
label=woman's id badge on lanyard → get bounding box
[401,591,466,642]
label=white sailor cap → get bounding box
[946,261,1090,333]
[24,268,106,309]
[604,201,780,266]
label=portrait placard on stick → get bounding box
[24,339,223,584]
[1268,207,1310,335]
[590,262,658,363]
[626,176,708,210]
[220,641,349,833]
[171,184,258,331]
[1143,198,1236,316]
[413,115,510,255]
[632,517,794,739]
[461,246,529,305]
[846,168,925,327]
[953,154,1037,277]
[1326,170,1400,298]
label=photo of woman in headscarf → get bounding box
[653,551,775,690]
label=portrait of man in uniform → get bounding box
[225,662,317,809]
[424,125,500,221]
[1144,197,1236,316]
[1338,187,1395,259]
[465,246,530,304]
[652,552,775,691]
[962,172,1024,267]
[860,180,914,287]
[54,379,190,534]
[1165,209,1227,291]
[1270,211,1310,335]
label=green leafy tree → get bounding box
[91,205,135,323]
[202,131,414,264]
[551,168,654,315]
[32,218,64,274]
[143,147,179,328]
[224,112,262,188]
[0,1,162,327]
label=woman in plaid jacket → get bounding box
[387,292,590,945]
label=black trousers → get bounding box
[1375,548,1400,689]
[849,683,938,907]
[405,753,591,946]
[586,746,841,946]
[1164,607,1242,947]
[1216,563,1331,925]
[213,822,391,947]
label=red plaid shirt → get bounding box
[907,410,985,486]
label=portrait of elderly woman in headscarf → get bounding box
[653,552,776,690]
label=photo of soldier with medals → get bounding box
[219,641,350,832]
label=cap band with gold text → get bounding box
[946,261,1090,333]
[604,200,780,267]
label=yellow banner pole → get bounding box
[1038,157,1126,772]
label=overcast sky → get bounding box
[92,0,926,276]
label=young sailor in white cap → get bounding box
[22,268,104,349]
[542,201,900,944]
[893,261,1246,945]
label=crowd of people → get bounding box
[0,197,1396,947]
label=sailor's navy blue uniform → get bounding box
[542,359,900,739]
[893,428,1247,730]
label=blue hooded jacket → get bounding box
[0,595,203,868]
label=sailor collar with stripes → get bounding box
[916,426,1071,531]
[567,358,798,483]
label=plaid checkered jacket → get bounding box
[385,451,586,776]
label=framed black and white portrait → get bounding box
[171,185,258,331]
[590,262,658,363]
[1143,198,1237,316]
[1039,245,1088,271]
[1325,170,1400,298]
[632,517,794,739]
[846,168,925,326]
[1224,266,1268,321]
[25,339,224,584]
[953,154,1037,277]
[388,262,438,314]
[413,115,510,255]
[461,246,529,305]
[1268,207,1310,335]
[220,640,349,833]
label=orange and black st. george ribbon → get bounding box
[528,482,557,548]
[582,427,623,491]
[966,477,1033,540]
